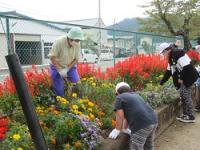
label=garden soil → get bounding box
[155,113,200,150]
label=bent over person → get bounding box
[159,42,199,123]
[109,82,158,150]
[48,27,84,96]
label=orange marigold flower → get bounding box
[51,138,56,145]
[111,119,116,127]
[74,140,82,148]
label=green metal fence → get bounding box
[0,13,180,70]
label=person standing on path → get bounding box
[48,27,84,97]
[159,42,199,123]
[109,82,158,150]
[194,36,200,112]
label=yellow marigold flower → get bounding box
[101,83,106,87]
[73,110,79,115]
[77,111,82,115]
[72,105,78,110]
[85,115,90,120]
[77,81,81,84]
[88,102,94,107]
[56,96,62,101]
[81,104,86,110]
[75,140,82,148]
[61,97,67,101]
[12,134,21,141]
[36,106,41,111]
[17,147,23,150]
[36,106,45,114]
[82,98,89,103]
[87,108,93,112]
[90,77,94,80]
[92,82,96,87]
[65,143,70,150]
[60,99,69,105]
[109,83,113,87]
[72,93,77,98]
[82,78,86,81]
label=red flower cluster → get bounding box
[25,65,51,96]
[77,54,168,89]
[186,49,200,62]
[106,54,167,79]
[77,63,98,78]
[0,65,51,97]
[0,117,9,140]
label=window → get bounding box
[44,42,53,59]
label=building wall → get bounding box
[0,34,9,68]
[15,34,41,41]
[41,35,65,64]
[0,17,67,68]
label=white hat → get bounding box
[115,82,130,93]
[159,43,171,54]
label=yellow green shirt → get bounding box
[48,36,80,67]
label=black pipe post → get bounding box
[5,54,48,150]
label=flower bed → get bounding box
[0,52,199,149]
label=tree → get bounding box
[138,0,200,50]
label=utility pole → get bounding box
[98,0,101,55]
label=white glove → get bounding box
[122,128,131,135]
[58,68,69,77]
[108,129,120,139]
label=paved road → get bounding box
[0,64,49,82]
[94,57,127,71]
[0,58,127,82]
[155,112,200,150]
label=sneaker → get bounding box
[176,114,185,121]
[178,115,195,123]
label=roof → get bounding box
[0,11,68,36]
[64,18,106,28]
[0,11,67,31]
[0,11,32,19]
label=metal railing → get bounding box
[0,13,181,75]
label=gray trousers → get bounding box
[129,124,157,150]
[179,84,194,116]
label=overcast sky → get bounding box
[0,0,152,25]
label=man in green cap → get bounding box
[48,27,84,96]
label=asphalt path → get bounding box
[155,113,200,150]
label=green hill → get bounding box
[106,18,138,35]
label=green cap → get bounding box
[67,27,84,40]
